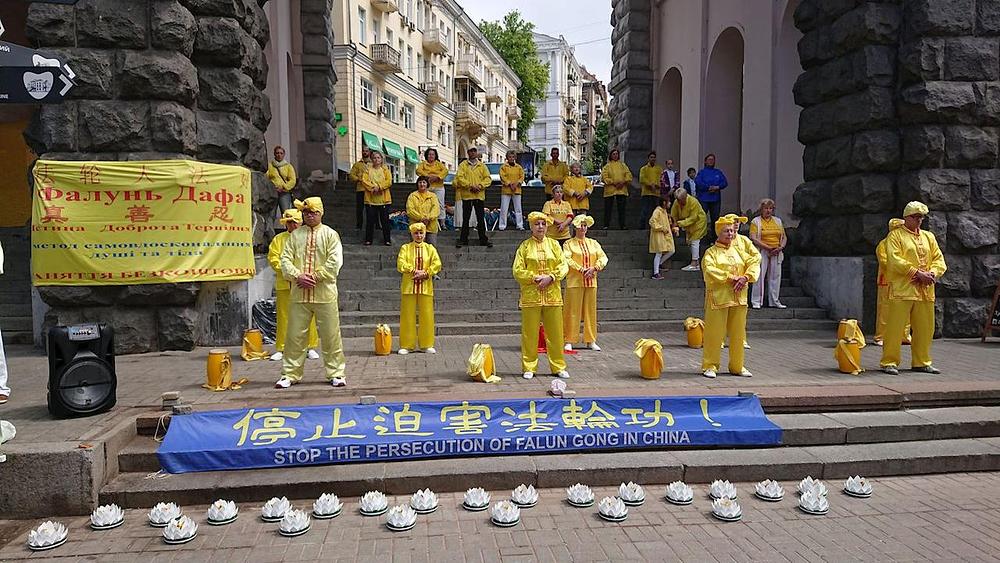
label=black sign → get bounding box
[0,41,61,67]
[0,65,74,103]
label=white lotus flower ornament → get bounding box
[313,493,344,518]
[843,475,873,497]
[385,505,418,531]
[491,500,521,526]
[90,504,125,529]
[511,484,538,507]
[463,487,491,510]
[261,497,291,522]
[754,480,784,501]
[618,482,645,505]
[798,476,828,497]
[27,521,68,550]
[712,498,742,521]
[410,489,439,514]
[148,502,181,527]
[278,509,311,536]
[566,483,594,506]
[359,491,389,516]
[709,479,738,500]
[162,516,198,544]
[206,500,238,524]
[597,496,628,521]
[665,481,694,505]
[799,489,830,514]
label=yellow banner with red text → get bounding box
[31,160,256,286]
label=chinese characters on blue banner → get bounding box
[158,396,781,473]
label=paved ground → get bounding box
[2,330,999,444]
[1,472,999,561]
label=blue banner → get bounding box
[157,395,781,473]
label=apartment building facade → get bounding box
[331,0,520,181]
[529,32,584,164]
[579,67,608,167]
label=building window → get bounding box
[382,91,398,121]
[387,29,393,45]
[426,115,433,139]
[358,8,367,45]
[361,78,374,111]
[402,104,415,130]
[373,17,381,43]
[407,46,414,79]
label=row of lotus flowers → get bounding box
[25,476,874,550]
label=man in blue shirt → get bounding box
[694,153,728,239]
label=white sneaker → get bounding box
[874,339,884,347]
[744,342,751,349]
[307,349,320,360]
[330,377,346,387]
[703,369,717,379]
[424,347,437,354]
[774,302,787,309]
[274,377,292,389]
[751,304,761,310]
[523,371,534,379]
[681,265,699,272]
[557,370,570,379]
[588,342,601,351]
[270,351,283,361]
[398,348,410,355]
[563,343,573,351]
[732,369,753,377]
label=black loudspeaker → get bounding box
[47,324,117,418]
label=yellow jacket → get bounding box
[513,236,568,308]
[601,161,633,197]
[348,159,368,192]
[702,240,761,310]
[670,197,707,241]
[563,175,592,210]
[455,160,491,201]
[406,190,440,233]
[639,164,663,197]
[541,160,569,194]
[648,206,675,253]
[500,163,525,195]
[563,237,608,289]
[268,231,292,291]
[543,199,573,240]
[362,165,393,205]
[279,224,343,304]
[416,160,448,189]
[734,234,762,272]
[876,219,906,287]
[884,226,947,302]
[267,161,297,192]
[397,241,442,296]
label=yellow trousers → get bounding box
[275,289,319,351]
[875,285,911,342]
[282,301,345,381]
[563,287,597,344]
[400,294,435,350]
[880,300,935,368]
[702,305,748,372]
[521,306,567,373]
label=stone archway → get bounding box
[655,67,683,167]
[703,27,745,213]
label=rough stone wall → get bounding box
[608,0,654,178]
[297,0,337,196]
[792,0,1000,337]
[22,0,276,353]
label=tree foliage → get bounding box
[479,11,549,143]
[584,117,611,174]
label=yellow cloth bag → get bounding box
[634,339,664,380]
[467,343,501,383]
[203,349,249,391]
[837,319,867,348]
[834,339,865,376]
[374,324,392,355]
[240,328,269,361]
[684,317,705,348]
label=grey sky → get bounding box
[461,1,613,85]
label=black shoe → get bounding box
[483,240,493,248]
[912,365,941,374]
[456,241,465,248]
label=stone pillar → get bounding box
[608,0,653,178]
[297,0,337,195]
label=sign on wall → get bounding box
[31,160,255,285]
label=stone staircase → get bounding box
[0,227,33,345]
[319,183,835,338]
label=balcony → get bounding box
[370,43,401,73]
[506,104,522,120]
[422,29,448,55]
[565,116,577,126]
[455,57,484,90]
[485,86,503,104]
[421,81,447,104]
[372,0,398,13]
[455,101,486,135]
[566,127,578,143]
[485,124,502,140]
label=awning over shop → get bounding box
[361,131,381,152]
[404,147,420,164]
[382,139,405,160]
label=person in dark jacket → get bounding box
[694,153,728,240]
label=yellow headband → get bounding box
[903,201,928,217]
[527,211,553,225]
[715,214,748,235]
[294,197,324,214]
[278,209,302,225]
[408,222,426,234]
[572,214,594,228]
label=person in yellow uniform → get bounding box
[406,176,440,245]
[880,201,947,375]
[563,162,592,217]
[749,199,788,309]
[671,188,708,271]
[348,146,371,231]
[543,185,573,241]
[362,150,393,246]
[601,148,632,230]
[514,212,570,380]
[267,209,320,362]
[267,145,297,212]
[454,147,493,248]
[562,215,608,352]
[701,215,760,379]
[874,219,911,346]
[499,150,525,230]
[649,197,679,280]
[638,151,663,229]
[397,222,443,355]
[540,147,569,200]
[416,148,448,232]
[276,197,347,388]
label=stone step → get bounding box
[0,330,33,345]
[0,303,32,317]
[103,434,1000,508]
[0,316,32,332]
[333,276,806,295]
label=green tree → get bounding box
[584,117,610,174]
[479,12,549,143]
